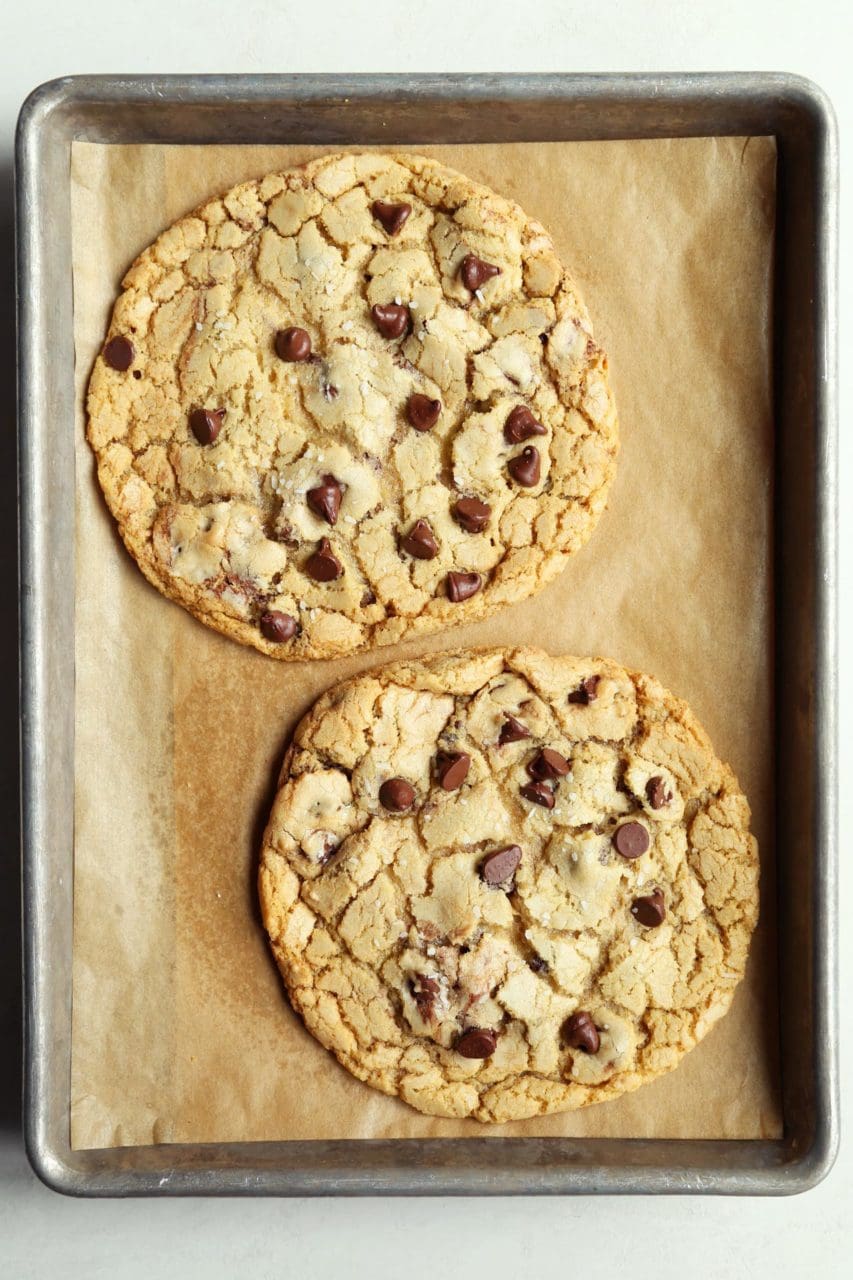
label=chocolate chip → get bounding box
[527,748,570,780]
[520,781,555,809]
[631,889,666,928]
[411,974,440,1020]
[305,537,343,582]
[446,571,482,602]
[259,610,298,642]
[498,715,530,745]
[528,955,549,974]
[481,844,522,887]
[507,446,541,487]
[504,405,547,444]
[104,335,135,371]
[189,407,226,445]
[274,326,312,362]
[459,253,502,292]
[371,303,411,339]
[453,496,491,533]
[307,474,343,526]
[456,1027,498,1059]
[379,777,415,812]
[400,519,439,560]
[372,199,412,236]
[435,750,470,791]
[613,821,650,860]
[563,1011,600,1054]
[646,776,673,810]
[132,370,142,380]
[568,675,601,705]
[406,392,442,431]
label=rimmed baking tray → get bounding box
[16,73,838,1196]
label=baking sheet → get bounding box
[69,137,781,1148]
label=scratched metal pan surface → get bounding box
[16,73,838,1196]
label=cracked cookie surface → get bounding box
[86,153,618,659]
[259,647,759,1122]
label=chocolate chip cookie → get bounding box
[258,647,758,1121]
[86,153,618,658]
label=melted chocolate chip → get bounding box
[379,777,415,813]
[259,610,298,643]
[400,518,439,560]
[305,537,343,582]
[189,407,226,445]
[508,445,541,487]
[498,715,530,745]
[453,496,491,533]
[568,675,601,705]
[446,571,482,602]
[613,821,650,860]
[631,889,666,928]
[459,253,501,292]
[455,1027,498,1059]
[435,750,471,791]
[646,776,673,810]
[528,955,549,974]
[371,302,411,339]
[406,392,442,431]
[372,199,412,236]
[274,326,312,362]
[527,747,570,781]
[520,781,555,809]
[103,335,135,371]
[504,405,547,444]
[563,1011,600,1054]
[481,844,522,888]
[307,474,343,526]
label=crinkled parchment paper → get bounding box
[69,137,780,1147]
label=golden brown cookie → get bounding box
[259,648,759,1121]
[86,153,617,658]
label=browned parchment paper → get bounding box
[69,138,780,1148]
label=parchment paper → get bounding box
[69,138,781,1148]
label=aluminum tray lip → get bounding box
[17,71,839,1197]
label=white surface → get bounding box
[1,2,850,1276]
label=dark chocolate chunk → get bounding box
[568,675,600,705]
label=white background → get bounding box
[0,2,849,1276]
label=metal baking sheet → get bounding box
[16,72,838,1196]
